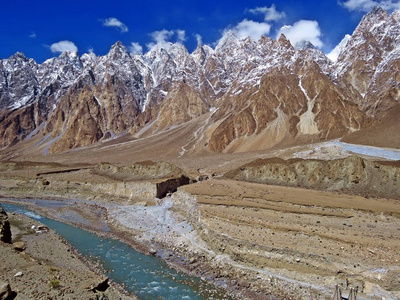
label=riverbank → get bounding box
[0,197,241,300]
[0,205,134,299]
[1,159,400,299]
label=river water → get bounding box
[1,202,232,300]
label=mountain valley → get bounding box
[1,6,400,300]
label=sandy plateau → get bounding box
[0,140,400,300]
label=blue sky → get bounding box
[1,0,400,62]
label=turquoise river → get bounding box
[1,202,232,300]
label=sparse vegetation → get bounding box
[49,279,60,289]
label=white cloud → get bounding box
[340,0,400,12]
[230,19,271,41]
[177,30,186,43]
[219,5,283,44]
[327,34,352,62]
[29,32,37,38]
[249,4,286,22]
[195,34,203,45]
[50,40,78,53]
[151,30,174,44]
[146,29,187,50]
[147,29,174,50]
[129,42,143,54]
[277,20,323,48]
[102,17,128,33]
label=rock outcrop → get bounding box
[90,278,110,293]
[12,241,25,252]
[156,175,191,199]
[92,161,194,201]
[94,160,185,180]
[0,282,13,300]
[0,204,12,244]
[227,156,400,199]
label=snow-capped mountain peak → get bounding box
[327,34,351,62]
[0,6,399,154]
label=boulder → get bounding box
[0,282,12,300]
[91,278,109,292]
[13,242,25,252]
[0,205,12,244]
[198,175,209,182]
[189,257,197,264]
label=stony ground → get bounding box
[0,212,135,300]
[181,179,400,299]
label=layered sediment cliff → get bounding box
[227,156,400,199]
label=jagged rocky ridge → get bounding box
[0,7,399,154]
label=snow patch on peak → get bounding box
[81,52,97,68]
[59,51,78,59]
[215,30,240,52]
[368,6,388,18]
[107,42,131,60]
[392,9,400,21]
[295,40,316,50]
[327,34,351,62]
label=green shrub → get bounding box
[49,279,60,289]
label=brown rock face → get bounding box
[335,7,400,115]
[0,282,13,300]
[45,85,104,153]
[0,105,37,148]
[150,83,209,132]
[208,66,368,152]
[227,156,400,199]
[341,103,400,149]
[13,241,26,252]
[0,204,12,244]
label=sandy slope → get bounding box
[341,104,400,149]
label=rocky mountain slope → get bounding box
[0,6,399,155]
[334,7,400,115]
[341,103,400,148]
